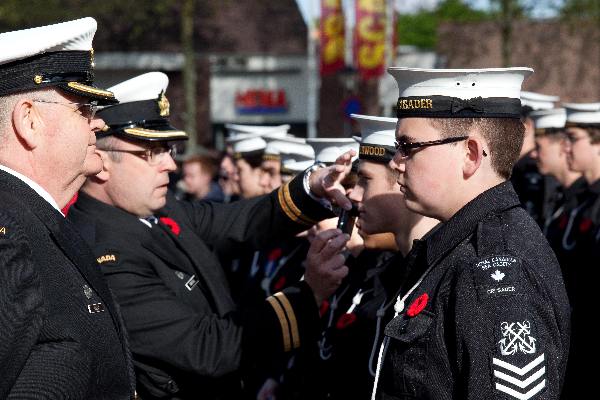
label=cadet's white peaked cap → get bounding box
[0,17,116,103]
[97,72,187,141]
[521,91,560,111]
[351,114,397,163]
[387,67,533,119]
[307,138,358,165]
[264,136,313,158]
[529,109,566,134]
[283,159,315,174]
[226,123,290,136]
[563,103,600,127]
[228,133,267,158]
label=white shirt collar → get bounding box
[0,164,64,216]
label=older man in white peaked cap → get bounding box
[0,18,134,399]
[369,67,570,400]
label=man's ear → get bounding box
[463,136,486,178]
[12,98,43,149]
[92,150,111,183]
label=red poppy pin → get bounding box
[336,313,357,329]
[406,293,429,317]
[579,218,593,234]
[319,300,330,317]
[159,217,181,236]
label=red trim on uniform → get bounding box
[159,217,181,235]
[407,293,429,317]
[579,218,593,233]
[336,313,357,329]
[61,192,78,216]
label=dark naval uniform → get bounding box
[559,179,600,399]
[511,152,546,225]
[375,182,570,400]
[0,171,135,399]
[68,176,331,399]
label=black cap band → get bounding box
[98,99,163,126]
[0,50,116,104]
[359,144,395,163]
[565,121,600,129]
[396,95,522,119]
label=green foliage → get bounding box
[397,0,491,49]
[560,0,600,20]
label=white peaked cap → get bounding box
[307,138,358,164]
[521,91,560,111]
[351,114,397,147]
[563,103,600,126]
[283,159,315,174]
[0,17,96,65]
[108,72,168,103]
[228,133,267,155]
[226,123,290,136]
[388,67,533,100]
[530,109,566,131]
[265,136,313,157]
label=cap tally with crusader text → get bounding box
[306,138,359,165]
[563,102,600,128]
[0,17,117,104]
[96,72,187,141]
[228,133,267,160]
[351,114,397,163]
[521,91,560,112]
[530,108,566,136]
[387,67,533,119]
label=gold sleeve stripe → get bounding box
[278,185,302,224]
[283,183,317,225]
[278,183,317,226]
[267,296,292,352]
[274,292,300,349]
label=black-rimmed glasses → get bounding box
[394,136,471,158]
[33,99,98,121]
[106,144,177,166]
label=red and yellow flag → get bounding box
[320,0,345,76]
[354,0,386,79]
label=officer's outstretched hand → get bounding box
[304,228,349,305]
[308,149,355,210]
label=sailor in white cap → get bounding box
[530,109,586,237]
[307,138,359,165]
[0,18,134,398]
[307,115,439,400]
[259,135,314,192]
[557,102,600,397]
[227,132,268,198]
[66,70,359,399]
[370,67,570,400]
[512,91,561,225]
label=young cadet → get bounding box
[0,18,135,398]
[67,72,352,400]
[560,103,600,398]
[371,67,570,400]
[309,114,439,400]
[513,91,560,225]
[530,109,586,269]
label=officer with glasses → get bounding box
[67,71,355,400]
[0,18,135,398]
[370,67,570,400]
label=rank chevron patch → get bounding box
[492,353,546,400]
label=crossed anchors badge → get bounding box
[498,321,537,356]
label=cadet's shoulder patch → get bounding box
[96,252,119,265]
[472,255,525,300]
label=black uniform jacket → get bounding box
[67,176,331,399]
[0,171,135,399]
[377,181,570,400]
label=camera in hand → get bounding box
[337,203,359,235]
